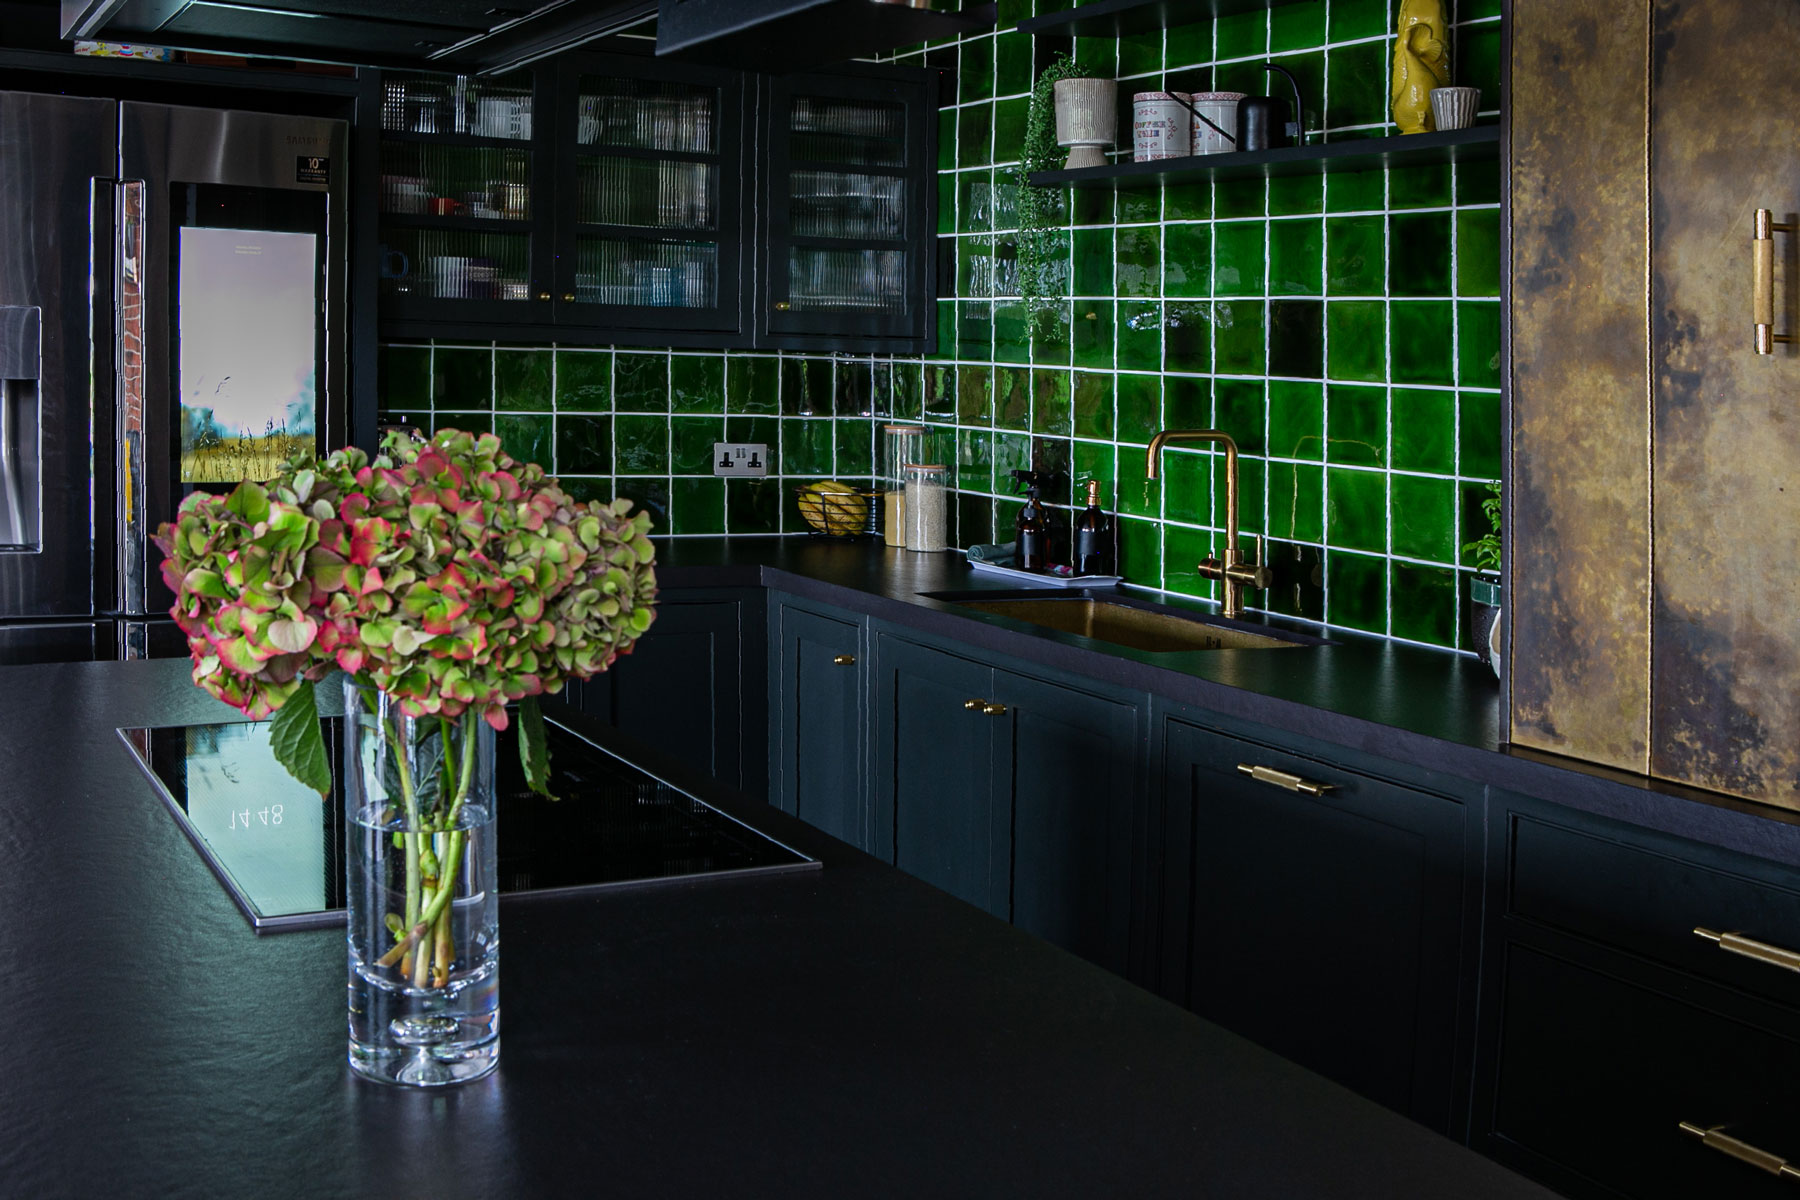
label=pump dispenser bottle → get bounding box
[1013,470,1050,571]
[1073,478,1113,575]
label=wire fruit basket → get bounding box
[793,483,879,538]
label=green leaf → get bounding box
[268,677,332,795]
[518,695,556,800]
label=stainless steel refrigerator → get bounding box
[0,93,348,664]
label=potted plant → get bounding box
[153,428,658,1085]
[1014,52,1099,315]
[1463,480,1502,677]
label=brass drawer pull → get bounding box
[1678,1121,1800,1180]
[1694,927,1800,975]
[832,654,855,665]
[1754,208,1796,354]
[1237,763,1335,796]
[981,702,1007,716]
[964,698,986,710]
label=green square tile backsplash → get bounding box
[378,0,1503,655]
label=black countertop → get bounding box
[0,657,1555,1199]
[650,537,1800,869]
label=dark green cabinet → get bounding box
[1159,716,1472,1133]
[872,626,1145,973]
[569,588,766,795]
[769,595,868,849]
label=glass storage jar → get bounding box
[902,463,948,552]
[881,425,926,547]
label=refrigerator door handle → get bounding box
[117,179,148,633]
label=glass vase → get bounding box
[343,678,500,1086]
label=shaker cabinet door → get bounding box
[771,598,867,849]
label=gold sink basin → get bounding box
[946,596,1317,653]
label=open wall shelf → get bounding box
[1019,0,1272,39]
[1026,124,1499,191]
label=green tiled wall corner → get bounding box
[377,0,1503,655]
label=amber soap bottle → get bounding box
[1073,479,1113,575]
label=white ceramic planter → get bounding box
[1053,78,1118,170]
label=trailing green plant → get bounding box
[1462,480,1502,574]
[1013,51,1096,313]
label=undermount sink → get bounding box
[929,591,1327,654]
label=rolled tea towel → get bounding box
[966,541,1018,565]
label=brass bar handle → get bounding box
[964,698,987,710]
[1753,208,1796,354]
[1237,763,1335,797]
[1678,1121,1800,1180]
[1693,926,1800,975]
[981,702,1007,716]
[832,654,856,665]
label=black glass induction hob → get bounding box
[118,715,817,932]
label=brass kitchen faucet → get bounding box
[1146,430,1273,620]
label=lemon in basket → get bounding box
[797,481,867,536]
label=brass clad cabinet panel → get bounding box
[1648,0,1800,808]
[1507,0,1653,775]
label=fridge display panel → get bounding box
[176,226,318,484]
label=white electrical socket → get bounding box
[711,443,769,477]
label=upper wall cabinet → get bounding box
[376,55,937,354]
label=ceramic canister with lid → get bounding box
[1132,92,1192,161]
[1188,91,1247,155]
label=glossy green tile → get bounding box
[1163,223,1210,299]
[1271,0,1326,52]
[613,414,669,474]
[495,350,552,411]
[670,476,726,535]
[1390,561,1457,645]
[1164,22,1210,71]
[380,345,432,409]
[431,411,489,436]
[995,29,1033,96]
[555,414,611,475]
[1327,466,1386,554]
[1391,474,1456,562]
[1117,516,1163,589]
[1269,218,1323,295]
[613,353,669,412]
[1391,388,1456,474]
[957,493,995,547]
[1116,373,1161,440]
[1328,0,1388,42]
[1327,382,1386,467]
[1164,180,1211,222]
[1456,208,1502,297]
[1164,524,1219,602]
[1214,379,1266,454]
[1115,226,1161,297]
[554,352,612,413]
[1071,185,1114,227]
[1269,300,1325,379]
[1072,439,1115,493]
[993,97,1027,160]
[495,413,551,468]
[432,348,491,409]
[807,357,836,416]
[1215,7,1268,59]
[1457,301,1503,389]
[1326,301,1386,382]
[1116,439,1159,518]
[996,365,1031,431]
[724,414,777,455]
[1459,390,1503,481]
[958,234,994,297]
[1117,29,1162,76]
[1457,23,1502,112]
[891,363,924,421]
[1214,300,1265,375]
[558,476,611,505]
[938,172,957,235]
[992,429,1031,486]
[1325,40,1390,130]
[1326,169,1384,213]
[1457,158,1501,206]
[1029,302,1072,365]
[993,300,1030,364]
[834,360,873,417]
[958,103,992,168]
[1069,371,1111,440]
[924,364,956,419]
[1163,448,1215,532]
[1116,303,1163,372]
[1388,163,1451,210]
[958,172,992,233]
[836,419,874,478]
[1072,301,1114,370]
[957,365,994,424]
[671,416,725,474]
[727,477,780,534]
[1328,550,1387,633]
[1215,222,1268,298]
[1163,374,1210,430]
[1326,215,1384,294]
[1391,301,1455,386]
[937,107,957,173]
[781,418,834,476]
[1267,174,1324,218]
[956,427,991,492]
[1266,461,1324,542]
[1215,178,1266,221]
[1075,36,1115,80]
[1071,226,1114,296]
[1268,379,1324,460]
[1266,542,1326,621]
[1032,367,1072,436]
[957,300,994,360]
[1116,186,1159,225]
[1164,302,1214,373]
[726,355,778,415]
[959,37,994,104]
[668,354,722,414]
[1388,212,1451,296]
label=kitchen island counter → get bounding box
[0,657,1553,1199]
[647,537,1800,868]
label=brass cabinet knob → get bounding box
[536,291,551,301]
[981,702,1007,716]
[774,301,791,311]
[561,292,576,302]
[963,698,986,710]
[832,654,855,666]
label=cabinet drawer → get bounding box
[1492,944,1800,1199]
[1510,815,1800,1010]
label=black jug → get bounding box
[1237,62,1306,152]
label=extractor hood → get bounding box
[59,0,659,73]
[654,0,994,70]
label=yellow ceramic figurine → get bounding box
[1391,0,1450,133]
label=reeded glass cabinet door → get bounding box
[377,70,555,329]
[762,69,936,352]
[554,54,747,338]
